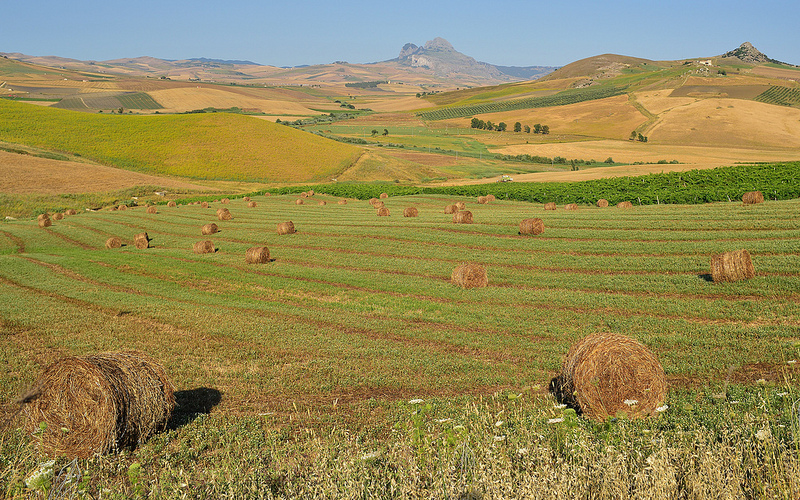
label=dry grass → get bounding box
[147,87,317,115]
[710,249,755,283]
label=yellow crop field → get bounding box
[148,87,318,115]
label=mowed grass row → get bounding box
[0,195,798,415]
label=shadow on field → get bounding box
[168,387,222,430]
[698,273,714,282]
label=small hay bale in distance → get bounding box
[134,232,150,249]
[403,207,419,217]
[597,199,609,208]
[565,203,578,211]
[453,210,473,224]
[53,212,64,220]
[377,207,390,216]
[247,201,257,208]
[118,204,128,211]
[105,237,122,249]
[221,198,230,204]
[710,249,755,282]
[295,198,304,205]
[444,204,458,214]
[379,192,388,199]
[243,196,250,202]
[372,201,385,209]
[486,194,496,202]
[38,217,52,228]
[65,209,77,216]
[368,197,379,207]
[217,208,233,221]
[146,206,158,214]
[201,223,218,235]
[277,221,296,235]
[22,351,174,458]
[519,218,544,235]
[245,246,270,264]
[307,189,315,197]
[477,196,489,204]
[200,201,209,209]
[552,332,666,421]
[300,192,309,198]
[167,201,177,208]
[451,263,488,289]
[318,200,327,206]
[193,240,215,254]
[617,201,633,209]
[742,191,764,205]
[337,199,347,205]
[544,202,557,211]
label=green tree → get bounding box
[533,123,542,134]
[383,129,388,136]
[485,121,494,131]
[471,117,482,129]
[514,122,522,133]
[605,157,614,164]
[371,129,378,136]
[541,125,550,134]
[524,125,531,133]
[629,130,638,141]
[498,122,507,132]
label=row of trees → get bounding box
[471,117,549,134]
[629,131,648,142]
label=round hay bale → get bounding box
[519,218,544,235]
[444,204,458,214]
[486,194,496,202]
[108,206,117,211]
[248,201,257,208]
[453,210,473,224]
[455,202,466,210]
[133,233,150,249]
[565,203,578,211]
[742,191,764,205]
[38,218,52,228]
[243,196,251,202]
[277,221,296,235]
[377,207,390,216]
[65,209,77,216]
[146,206,158,214]
[201,201,209,209]
[105,237,122,249]
[617,201,633,209]
[265,192,272,197]
[217,208,233,221]
[451,263,488,289]
[22,351,174,458]
[37,213,50,222]
[596,199,609,208]
[167,201,177,208]
[300,192,309,198]
[307,189,315,197]
[295,198,304,205]
[372,201,385,209]
[403,207,419,217]
[710,249,755,282]
[118,204,128,211]
[201,223,218,235]
[379,192,388,199]
[552,333,666,421]
[53,212,64,221]
[221,198,230,204]
[368,198,379,206]
[193,240,215,254]
[337,199,347,205]
[477,196,489,204]
[318,200,327,206]
[544,202,557,211]
[245,246,270,264]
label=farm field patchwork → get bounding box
[1,193,798,496]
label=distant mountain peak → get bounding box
[423,37,455,52]
[722,42,777,64]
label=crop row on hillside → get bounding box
[272,163,800,206]
[754,86,800,107]
[417,85,628,121]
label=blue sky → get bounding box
[4,0,798,67]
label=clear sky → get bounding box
[3,0,798,68]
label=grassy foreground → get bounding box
[0,194,798,497]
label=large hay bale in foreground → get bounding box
[444,204,459,214]
[105,237,122,249]
[65,209,77,216]
[403,207,419,217]
[552,333,666,421]
[544,202,557,211]
[277,221,296,235]
[742,191,764,205]
[134,233,150,249]
[451,263,488,289]
[565,203,578,211]
[38,218,52,228]
[193,240,215,254]
[146,206,158,214]
[377,207,390,216]
[201,223,218,235]
[453,210,473,224]
[245,246,270,264]
[22,351,174,458]
[711,249,755,282]
[597,199,609,208]
[617,201,633,209]
[519,218,544,235]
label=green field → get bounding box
[1,194,798,497]
[52,92,164,111]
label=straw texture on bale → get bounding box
[221,198,229,204]
[134,233,150,249]
[201,223,218,235]
[617,201,633,209]
[118,205,127,211]
[105,237,122,249]
[38,218,52,228]
[247,201,257,208]
[193,240,215,254]
[307,190,314,197]
[369,198,379,206]
[451,263,488,289]
[403,207,419,217]
[486,194,496,202]
[318,201,327,206]
[277,221,296,235]
[65,209,77,216]
[22,351,174,458]
[597,199,609,207]
[565,203,578,211]
[477,196,488,204]
[37,213,50,221]
[201,202,209,209]
[544,202,557,211]
[444,204,458,214]
[380,193,388,199]
[300,192,309,198]
[295,199,304,205]
[338,199,347,205]
[167,201,177,208]
[146,206,158,214]
[53,213,64,220]
[217,208,233,221]
[519,218,545,235]
[377,207,390,216]
[710,249,755,282]
[742,191,764,205]
[372,201,385,209]
[245,246,270,264]
[243,196,250,202]
[453,210,473,224]
[455,202,466,210]
[552,333,666,421]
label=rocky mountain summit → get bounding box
[722,42,783,65]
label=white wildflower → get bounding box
[788,360,797,365]
[655,404,669,413]
[435,418,451,424]
[624,399,639,406]
[408,399,424,405]
[494,435,506,441]
[361,451,381,461]
[553,404,567,409]
[548,417,564,424]
[453,425,465,431]
[777,392,788,397]
[517,447,529,455]
[495,420,504,427]
[755,428,771,441]
[756,378,767,385]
